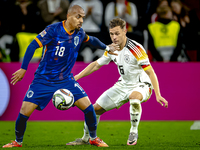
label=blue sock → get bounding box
[82,104,97,139]
[15,113,29,142]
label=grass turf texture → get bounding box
[0,121,200,150]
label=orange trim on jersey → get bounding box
[129,45,148,61]
[136,45,148,60]
[143,65,152,71]
[84,35,90,43]
[104,51,108,57]
[62,21,74,35]
[41,46,47,60]
[35,37,43,47]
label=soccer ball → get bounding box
[52,89,74,110]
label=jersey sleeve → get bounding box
[83,34,90,43]
[84,35,106,50]
[35,25,55,47]
[129,42,152,71]
[97,51,112,65]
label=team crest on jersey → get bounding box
[74,36,79,46]
[27,90,34,98]
[124,54,130,63]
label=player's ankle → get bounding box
[82,135,90,142]
[90,136,97,141]
[130,129,138,134]
[15,140,22,145]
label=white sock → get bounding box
[15,140,22,145]
[82,115,100,142]
[82,122,90,142]
[129,99,142,134]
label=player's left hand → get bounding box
[156,96,168,108]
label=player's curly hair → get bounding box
[109,18,126,29]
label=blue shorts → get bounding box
[23,78,88,110]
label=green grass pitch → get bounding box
[0,121,200,150]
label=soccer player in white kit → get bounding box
[66,18,168,146]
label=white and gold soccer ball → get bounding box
[52,89,74,110]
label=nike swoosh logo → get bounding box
[129,140,136,144]
[58,41,65,43]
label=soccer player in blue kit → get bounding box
[2,5,118,148]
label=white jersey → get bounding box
[97,38,152,87]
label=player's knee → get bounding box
[20,102,37,117]
[93,103,106,115]
[129,91,143,101]
[20,109,31,117]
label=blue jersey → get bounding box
[34,21,89,82]
[20,20,107,110]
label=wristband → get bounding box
[105,46,110,52]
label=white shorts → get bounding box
[96,82,153,111]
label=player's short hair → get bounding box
[67,4,84,15]
[109,18,126,29]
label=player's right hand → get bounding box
[11,68,26,85]
[74,75,78,81]
[108,43,120,56]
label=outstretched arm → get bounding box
[86,36,119,55]
[11,40,40,85]
[145,67,168,108]
[74,61,102,81]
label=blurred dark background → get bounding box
[0,0,199,62]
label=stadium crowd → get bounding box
[0,0,199,62]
